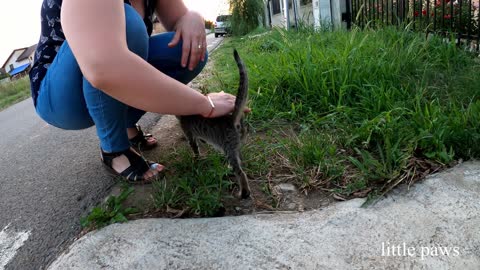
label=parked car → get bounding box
[214,15,232,38]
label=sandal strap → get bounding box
[129,124,148,141]
[101,148,150,182]
[129,124,156,150]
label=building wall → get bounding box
[270,2,313,28]
[28,51,35,64]
[4,50,29,73]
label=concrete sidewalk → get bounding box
[48,161,480,270]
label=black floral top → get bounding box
[29,0,157,106]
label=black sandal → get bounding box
[101,148,160,184]
[129,124,157,151]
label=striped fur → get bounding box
[178,49,251,199]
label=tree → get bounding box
[229,0,264,36]
[205,20,214,30]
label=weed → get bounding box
[81,187,137,229]
[281,130,345,189]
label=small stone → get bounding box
[287,203,297,210]
[275,183,297,193]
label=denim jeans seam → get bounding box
[98,90,112,152]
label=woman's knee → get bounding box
[180,51,208,83]
[148,32,209,84]
[194,51,208,73]
[184,51,208,82]
[149,32,209,65]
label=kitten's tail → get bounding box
[232,49,248,126]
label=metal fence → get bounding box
[348,0,480,49]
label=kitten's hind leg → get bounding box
[225,147,251,199]
[184,132,200,157]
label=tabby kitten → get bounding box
[178,49,251,199]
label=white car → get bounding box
[214,15,232,38]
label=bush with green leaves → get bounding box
[229,0,264,36]
[0,76,30,110]
[413,0,479,34]
[0,73,9,80]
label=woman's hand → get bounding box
[168,11,206,71]
[202,92,251,118]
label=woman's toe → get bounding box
[146,137,158,145]
[150,163,164,172]
[144,170,154,179]
[145,164,163,178]
[155,164,164,172]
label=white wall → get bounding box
[4,49,28,73]
[313,0,348,30]
[270,2,313,28]
[28,50,35,63]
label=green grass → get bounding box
[0,77,31,110]
[125,25,480,217]
[152,146,233,217]
[197,26,480,203]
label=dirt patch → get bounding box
[149,115,185,157]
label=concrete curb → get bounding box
[48,161,480,270]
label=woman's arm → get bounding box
[61,0,231,117]
[154,0,189,31]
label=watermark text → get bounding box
[381,242,460,260]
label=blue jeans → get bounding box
[36,4,208,152]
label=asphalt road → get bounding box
[0,33,223,270]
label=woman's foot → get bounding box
[127,124,158,150]
[101,147,164,183]
[111,148,164,179]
